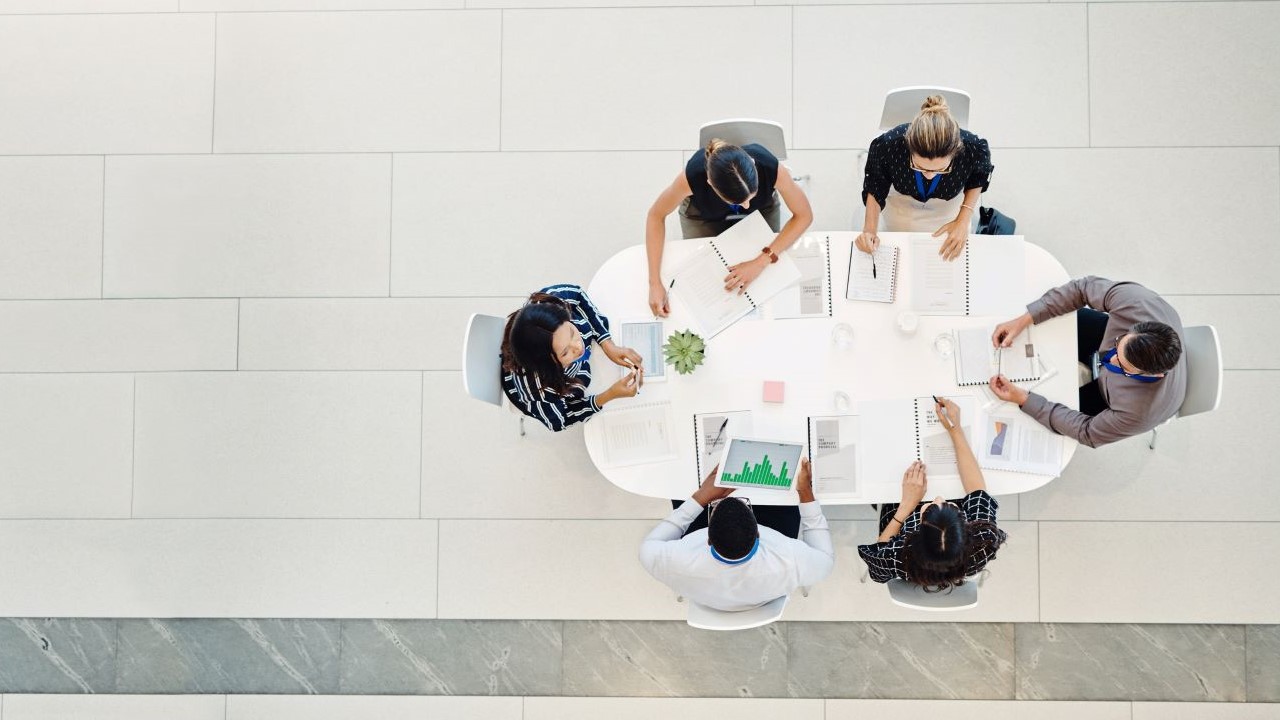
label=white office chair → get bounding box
[463,313,527,436]
[859,567,982,611]
[684,595,789,631]
[1149,324,1223,449]
[698,118,788,161]
[879,86,971,132]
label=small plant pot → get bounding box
[663,329,706,375]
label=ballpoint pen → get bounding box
[872,250,878,279]
[932,395,951,425]
[709,417,729,451]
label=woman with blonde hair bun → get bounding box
[856,95,994,261]
[643,137,813,317]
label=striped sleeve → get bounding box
[545,283,611,342]
[502,370,601,433]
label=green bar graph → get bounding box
[721,454,791,488]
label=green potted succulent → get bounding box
[663,329,706,375]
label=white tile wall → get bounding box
[0,300,237,372]
[0,520,437,617]
[0,157,103,299]
[501,8,791,151]
[213,11,499,152]
[132,372,422,518]
[1,695,224,720]
[103,154,392,298]
[0,14,213,154]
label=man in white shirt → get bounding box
[638,458,835,612]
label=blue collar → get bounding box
[1099,348,1162,383]
[710,538,759,565]
[914,170,942,199]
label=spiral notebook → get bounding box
[846,244,899,303]
[693,410,753,483]
[772,237,832,318]
[807,414,860,497]
[854,395,975,484]
[668,213,802,338]
[953,325,1041,386]
[910,235,1028,316]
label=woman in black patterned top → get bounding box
[857,398,1007,589]
[856,95,994,262]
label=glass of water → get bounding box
[831,322,855,351]
[932,331,955,360]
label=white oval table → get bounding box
[583,231,1079,504]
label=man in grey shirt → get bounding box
[987,276,1186,448]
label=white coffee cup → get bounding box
[896,311,919,335]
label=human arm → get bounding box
[721,170,813,293]
[856,135,892,254]
[638,465,730,572]
[793,457,835,586]
[935,397,985,494]
[876,461,927,543]
[503,375,606,432]
[645,173,693,317]
[599,337,643,370]
[933,186,982,261]
[1018,391,1146,448]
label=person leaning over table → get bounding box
[645,138,814,317]
[500,284,645,433]
[858,398,1007,589]
[987,275,1186,449]
[639,458,834,612]
[855,95,994,262]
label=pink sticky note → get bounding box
[762,380,785,403]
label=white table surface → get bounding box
[583,231,1079,504]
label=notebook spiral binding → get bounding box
[694,413,702,479]
[912,398,922,460]
[710,239,758,308]
[823,239,833,316]
[964,244,971,316]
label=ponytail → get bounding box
[703,139,758,205]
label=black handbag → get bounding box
[977,206,1017,235]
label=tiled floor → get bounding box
[0,0,1277,710]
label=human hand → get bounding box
[855,231,881,255]
[933,219,969,261]
[648,282,670,318]
[607,368,643,401]
[796,457,815,503]
[900,460,927,507]
[692,464,733,506]
[723,256,768,294]
[992,313,1032,348]
[605,343,643,371]
[934,397,960,431]
[989,374,1030,406]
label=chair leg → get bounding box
[800,586,810,598]
[518,416,526,438]
[1148,425,1158,450]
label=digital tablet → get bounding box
[714,436,805,492]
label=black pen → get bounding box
[932,395,950,424]
[669,278,676,289]
[709,417,729,450]
[871,250,878,279]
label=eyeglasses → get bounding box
[909,159,953,175]
[708,496,751,522]
[1106,335,1147,378]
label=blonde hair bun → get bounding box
[705,137,730,156]
[920,94,950,113]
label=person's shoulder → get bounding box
[540,283,588,302]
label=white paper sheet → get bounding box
[910,235,966,315]
[954,325,1041,386]
[772,237,831,318]
[809,415,859,497]
[596,402,678,468]
[975,407,1064,476]
[846,244,898,303]
[695,410,753,482]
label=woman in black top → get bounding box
[857,95,994,262]
[644,139,813,317]
[857,398,1007,589]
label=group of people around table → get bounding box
[496,96,1188,611]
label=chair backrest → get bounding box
[698,119,788,161]
[686,594,788,631]
[886,578,978,611]
[879,86,971,132]
[462,313,507,407]
[1178,325,1223,418]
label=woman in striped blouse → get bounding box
[857,398,1007,589]
[500,284,644,432]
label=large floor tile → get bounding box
[437,520,682,619]
[788,623,1015,699]
[1017,624,1245,701]
[239,298,518,371]
[1134,704,1280,720]
[339,620,562,695]
[786,521,1038,622]
[1090,3,1280,146]
[390,152,681,296]
[228,696,521,720]
[826,700,1130,719]
[133,372,420,519]
[1020,372,1275,522]
[0,520,437,617]
[214,11,498,152]
[527,698,823,720]
[1246,625,1280,702]
[116,620,340,694]
[0,375,132,519]
[104,155,392,298]
[420,373,664,520]
[0,14,212,154]
[501,8,790,151]
[0,620,116,693]
[2,695,224,720]
[562,621,788,697]
[986,148,1280,294]
[1166,296,1279,370]
[794,5,1087,149]
[0,157,103,299]
[1039,522,1280,623]
[0,300,237,372]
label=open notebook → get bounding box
[846,244,899,303]
[694,410,752,483]
[910,235,1028,316]
[854,395,976,485]
[954,325,1041,386]
[668,213,802,338]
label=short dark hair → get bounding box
[1125,321,1183,375]
[707,499,758,560]
[899,503,1006,592]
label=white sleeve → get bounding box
[794,501,835,586]
[638,498,704,575]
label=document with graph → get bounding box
[974,406,1063,476]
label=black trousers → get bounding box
[1076,308,1111,417]
[670,500,801,540]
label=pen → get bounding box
[932,395,950,424]
[872,250,878,279]
[709,417,729,450]
[669,278,676,289]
